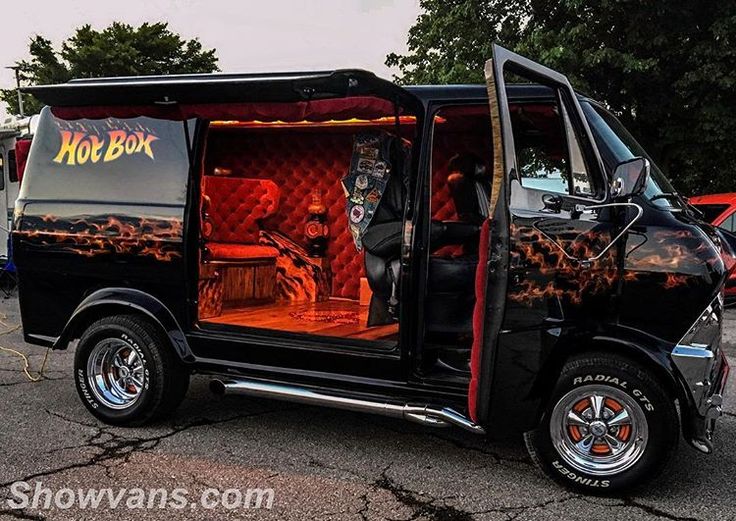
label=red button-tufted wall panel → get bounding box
[205,130,366,299]
[203,176,280,244]
[203,127,490,298]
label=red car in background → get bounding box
[690,193,736,302]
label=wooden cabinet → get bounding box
[221,260,277,307]
[198,264,223,319]
[199,258,277,319]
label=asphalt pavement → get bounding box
[0,295,734,520]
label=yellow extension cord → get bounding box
[0,319,50,382]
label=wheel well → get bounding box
[59,304,167,351]
[532,338,679,415]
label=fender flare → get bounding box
[530,326,685,421]
[54,287,194,363]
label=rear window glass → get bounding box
[692,203,729,224]
[22,107,191,206]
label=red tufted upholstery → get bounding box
[206,243,279,260]
[203,124,491,296]
[202,176,281,261]
[205,130,366,299]
[203,177,280,244]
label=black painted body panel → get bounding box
[13,77,726,441]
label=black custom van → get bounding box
[14,45,729,492]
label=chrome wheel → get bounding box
[550,385,648,476]
[87,339,145,410]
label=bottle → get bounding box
[305,189,329,257]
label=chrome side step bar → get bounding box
[210,378,485,434]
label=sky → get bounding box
[0,0,421,119]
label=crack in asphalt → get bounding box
[353,462,701,521]
[0,376,68,388]
[0,508,47,520]
[372,464,476,521]
[425,432,532,468]
[355,492,370,521]
[0,406,295,492]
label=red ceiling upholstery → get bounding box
[205,129,365,299]
[51,96,399,122]
[202,176,280,244]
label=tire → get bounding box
[524,352,678,494]
[74,314,190,426]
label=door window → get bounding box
[0,150,4,191]
[511,97,594,197]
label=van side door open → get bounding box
[471,45,621,425]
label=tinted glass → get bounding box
[720,211,736,232]
[21,107,190,206]
[7,149,16,184]
[511,100,594,197]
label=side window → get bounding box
[720,212,736,232]
[27,108,190,205]
[510,98,594,197]
[0,149,5,191]
[7,149,16,184]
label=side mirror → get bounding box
[611,157,650,199]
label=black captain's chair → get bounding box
[363,151,488,332]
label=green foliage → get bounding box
[388,0,736,195]
[2,22,219,117]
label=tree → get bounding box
[2,22,219,116]
[387,0,736,195]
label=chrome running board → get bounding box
[210,378,485,434]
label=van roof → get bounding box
[22,69,560,108]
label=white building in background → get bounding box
[0,114,37,260]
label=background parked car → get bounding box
[690,193,736,304]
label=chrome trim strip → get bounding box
[672,293,724,416]
[210,378,485,434]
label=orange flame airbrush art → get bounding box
[507,223,722,306]
[15,214,183,261]
[508,224,620,305]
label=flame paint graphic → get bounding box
[507,223,719,306]
[508,224,619,305]
[15,214,183,261]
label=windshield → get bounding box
[581,101,681,209]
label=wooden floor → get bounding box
[202,299,399,342]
